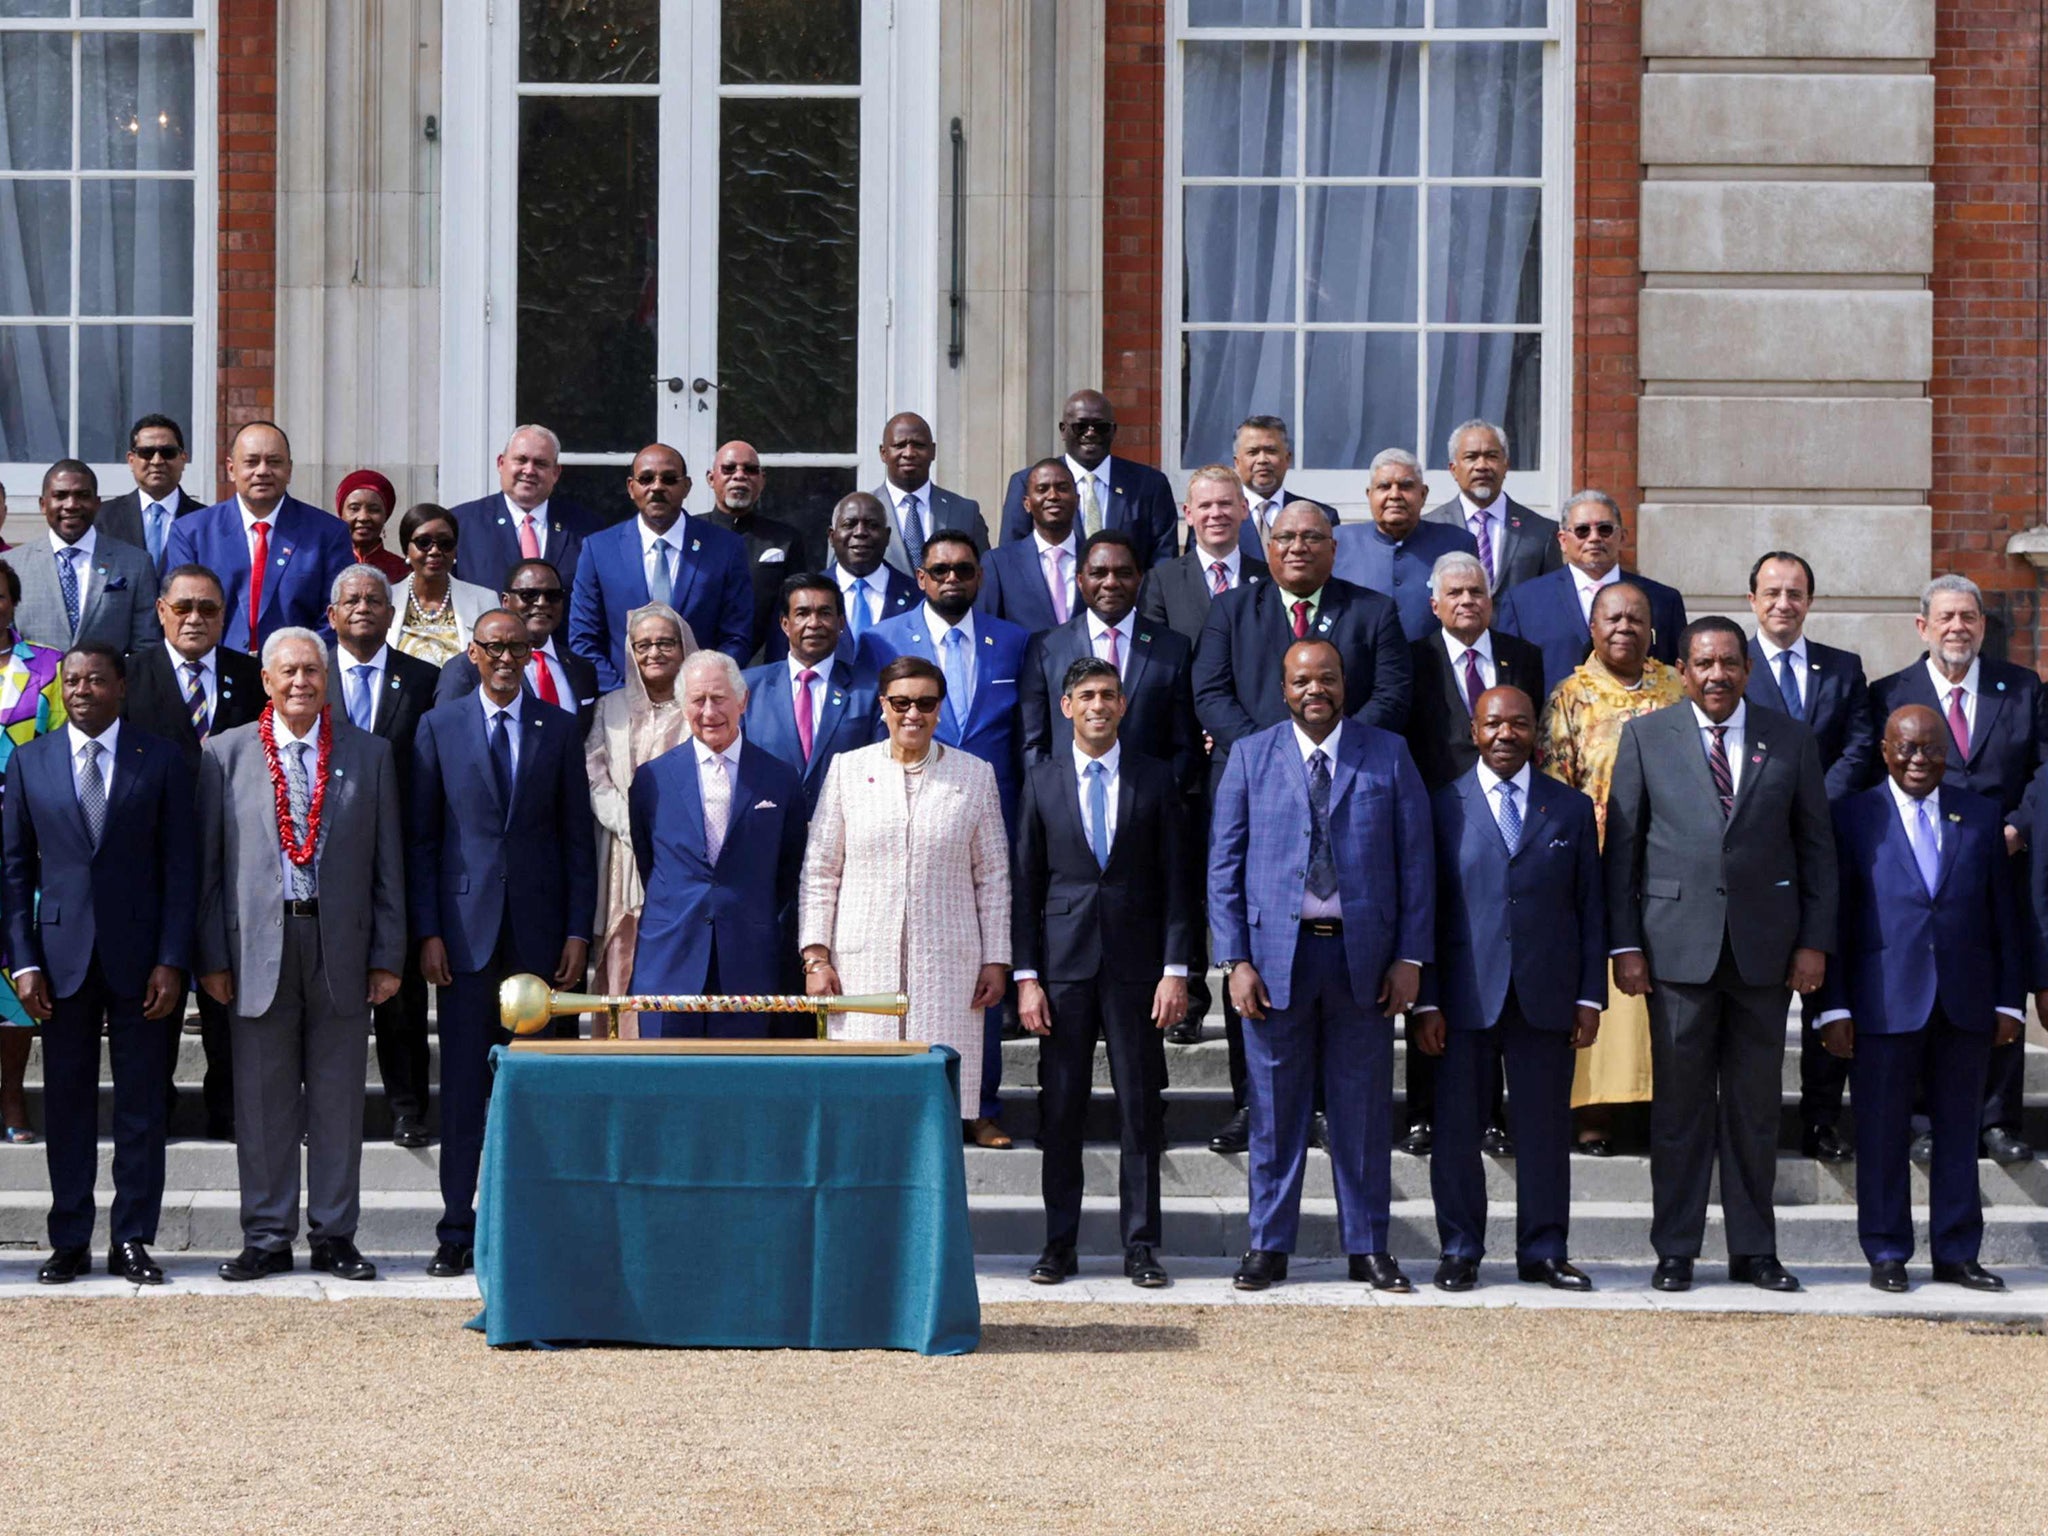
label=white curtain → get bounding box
[0,30,71,461]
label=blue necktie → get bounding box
[348,664,376,732]
[1084,759,1111,869]
[1306,749,1337,900]
[1911,798,1942,896]
[489,709,515,821]
[647,539,672,606]
[145,503,169,568]
[56,547,81,634]
[1777,650,1805,720]
[939,627,971,735]
[901,497,926,563]
[1497,779,1522,855]
[847,577,871,639]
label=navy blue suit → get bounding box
[568,513,755,689]
[447,493,595,593]
[977,535,1079,635]
[1421,768,1604,1264]
[1494,567,1689,698]
[765,564,918,663]
[1209,720,1434,1255]
[628,739,807,1038]
[1018,613,1197,793]
[161,495,356,653]
[999,458,1179,568]
[1820,784,2023,1266]
[1744,637,1879,801]
[3,727,194,1250]
[409,692,596,1245]
[741,654,883,817]
[1331,521,1481,642]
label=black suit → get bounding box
[437,644,599,735]
[98,486,206,571]
[701,508,813,662]
[1012,748,1194,1253]
[121,642,264,1135]
[1018,613,1198,793]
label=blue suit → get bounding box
[1494,566,1689,698]
[742,654,883,817]
[1018,612,1197,793]
[1209,719,1434,1255]
[1331,521,1481,642]
[1744,637,1878,801]
[1819,783,2023,1267]
[568,513,755,689]
[999,457,1179,568]
[161,495,356,652]
[409,692,596,1246]
[447,493,596,593]
[627,739,808,1037]
[766,564,918,663]
[977,535,1079,636]
[1421,768,1604,1264]
[3,726,194,1250]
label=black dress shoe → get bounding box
[1397,1121,1432,1156]
[1982,1128,2034,1166]
[391,1113,431,1149]
[218,1246,293,1282]
[1309,1112,1331,1152]
[1518,1258,1593,1291]
[1868,1260,1910,1293]
[1729,1255,1800,1292]
[107,1240,165,1285]
[425,1242,474,1278]
[1651,1256,1693,1292]
[1801,1124,1853,1163]
[1165,1019,1203,1046]
[1124,1245,1170,1288]
[1233,1249,1288,1290]
[1209,1107,1250,1155]
[1433,1256,1477,1292]
[1481,1125,1516,1157]
[1574,1137,1614,1158]
[1932,1259,2006,1292]
[1909,1131,1934,1167]
[37,1246,91,1285]
[1350,1253,1413,1292]
[309,1238,377,1282]
[1029,1246,1077,1284]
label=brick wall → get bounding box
[1574,0,1642,550]
[1103,1,1167,465]
[215,0,279,493]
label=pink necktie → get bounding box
[795,668,818,763]
[1947,687,1971,759]
[1103,625,1121,671]
[1460,647,1485,714]
[1210,561,1229,596]
[518,514,541,560]
[1048,549,1070,624]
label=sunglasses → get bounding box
[165,598,223,617]
[1566,522,1618,539]
[882,694,942,715]
[506,587,565,604]
[717,463,763,477]
[410,534,456,552]
[474,639,533,660]
[1064,420,1114,437]
[128,444,184,461]
[921,561,977,581]
[634,471,685,486]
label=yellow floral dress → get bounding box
[1543,654,1685,1108]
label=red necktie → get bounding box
[532,651,560,706]
[1460,647,1485,714]
[247,519,270,640]
[795,668,818,763]
[1210,561,1229,596]
[1947,687,1971,759]
[1291,600,1309,640]
[518,514,542,560]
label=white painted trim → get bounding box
[437,0,502,502]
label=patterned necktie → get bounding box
[348,664,376,732]
[900,495,926,562]
[1291,600,1310,640]
[1210,561,1229,597]
[1460,647,1485,715]
[284,741,315,898]
[847,577,872,639]
[183,660,209,737]
[795,668,818,763]
[248,520,270,641]
[1085,759,1111,869]
[1306,749,1337,899]
[1497,778,1522,855]
[518,514,541,561]
[1707,725,1734,819]
[1946,687,1971,759]
[940,626,972,730]
[1911,797,1942,896]
[647,538,673,606]
[56,547,81,634]
[77,740,106,848]
[489,709,514,821]
[702,750,732,862]
[532,651,560,706]
[1777,650,1805,720]
[1048,548,1070,624]
[1080,475,1103,539]
[1470,509,1495,584]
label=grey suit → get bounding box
[197,716,405,1251]
[872,481,986,574]
[11,531,160,653]
[1422,495,1562,596]
[1602,701,1837,1261]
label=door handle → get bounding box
[691,377,717,395]
[650,375,686,394]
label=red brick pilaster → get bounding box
[1573,0,1642,548]
[1104,2,1167,464]
[216,0,278,492]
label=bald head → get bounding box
[709,439,764,514]
[880,412,937,494]
[829,490,891,577]
[1882,704,1948,798]
[1470,685,1538,779]
[1059,389,1118,471]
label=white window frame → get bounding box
[1162,0,1572,517]
[0,3,216,506]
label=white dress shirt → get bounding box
[1442,629,1497,695]
[236,494,280,545]
[1469,760,1605,1013]
[1458,490,1504,583]
[787,655,829,739]
[1088,611,1135,677]
[504,493,551,559]
[1570,564,1621,627]
[1924,656,1980,740]
[478,689,522,777]
[271,711,323,896]
[48,524,97,570]
[836,564,886,629]
[1691,699,1748,796]
[1291,721,1346,924]
[1065,455,1112,532]
[693,730,743,857]
[637,516,685,585]
[164,641,218,721]
[1195,544,1245,591]
[1243,492,1285,540]
[885,481,930,549]
[337,643,389,730]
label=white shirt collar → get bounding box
[1442,628,1493,664]
[49,525,97,560]
[924,603,976,647]
[886,479,927,512]
[788,654,831,684]
[692,730,743,768]
[1887,775,1938,817]
[1756,631,1805,667]
[67,718,118,758]
[638,516,684,557]
[1291,720,1343,763]
[339,643,391,674]
[1571,564,1620,597]
[1032,528,1081,561]
[1064,454,1109,494]
[1925,656,1980,699]
[1088,609,1134,644]
[1689,700,1748,734]
[504,493,549,524]
[165,640,214,675]
[1458,489,1504,521]
[1073,741,1122,781]
[273,712,321,751]
[477,688,520,727]
[236,494,282,531]
[1195,544,1242,579]
[1475,758,1532,797]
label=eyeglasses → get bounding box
[1566,522,1618,539]
[882,694,943,715]
[128,444,184,461]
[410,534,456,552]
[1891,742,1945,762]
[921,561,977,580]
[630,637,683,656]
[633,471,684,486]
[474,640,533,660]
[165,598,223,617]
[506,587,564,605]
[1267,532,1331,549]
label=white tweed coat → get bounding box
[799,740,1011,1096]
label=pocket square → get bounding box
[753,798,778,809]
[1547,838,1569,848]
[104,574,128,591]
[758,548,786,564]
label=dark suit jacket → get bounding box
[1495,565,1689,698]
[329,643,440,811]
[1331,520,1482,641]
[977,533,1080,636]
[436,641,600,735]
[447,492,595,594]
[1422,494,1562,595]
[160,495,356,652]
[1869,655,2048,837]
[2,725,194,998]
[1192,576,1412,761]
[1139,549,1271,645]
[1403,628,1547,790]
[1011,749,1194,984]
[1603,702,1837,988]
[568,513,755,687]
[119,643,264,777]
[1422,767,1606,1030]
[99,486,206,570]
[1743,636,1878,800]
[768,563,920,664]
[1018,613,1198,792]
[701,508,813,662]
[1234,489,1340,564]
[999,457,1178,567]
[741,653,883,817]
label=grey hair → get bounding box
[504,423,563,458]
[1368,446,1423,479]
[1562,488,1623,525]
[680,647,748,702]
[259,626,328,672]
[329,563,392,606]
[1446,418,1509,464]
[1920,573,1985,619]
[1428,550,1489,595]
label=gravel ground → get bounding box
[2,1300,2042,1534]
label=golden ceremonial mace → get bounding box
[497,973,910,1043]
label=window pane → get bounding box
[1183,330,1293,468]
[1426,186,1538,324]
[0,1,70,16]
[1305,43,1419,178]
[1189,0,1300,22]
[723,0,859,85]
[1302,330,1416,468]
[0,326,69,462]
[1306,185,1415,322]
[751,464,855,566]
[1437,0,1547,24]
[521,0,659,85]
[85,1,198,16]
[1183,43,1296,178]
[550,463,636,532]
[0,182,71,317]
[82,33,196,172]
[1184,186,1294,324]
[516,96,659,452]
[1315,1,1423,24]
[78,323,190,460]
[0,33,72,171]
[1429,43,1543,179]
[717,98,859,453]
[81,178,194,317]
[1428,331,1539,470]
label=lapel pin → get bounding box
[1948,812,1962,823]
[831,692,843,705]
[690,539,701,553]
[1996,681,2007,692]
[983,635,993,646]
[496,516,507,526]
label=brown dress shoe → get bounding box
[964,1117,1012,1149]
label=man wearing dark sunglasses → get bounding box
[1494,488,1688,697]
[98,414,205,573]
[436,559,599,732]
[997,389,1179,569]
[700,439,812,661]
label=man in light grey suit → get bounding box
[1604,615,1837,1296]
[16,461,159,653]
[196,627,405,1284]
[874,410,986,575]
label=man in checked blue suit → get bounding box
[1413,685,1604,1293]
[743,573,882,817]
[1210,638,1435,1293]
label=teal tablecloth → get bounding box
[467,1045,979,1354]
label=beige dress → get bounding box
[799,740,1011,1098]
